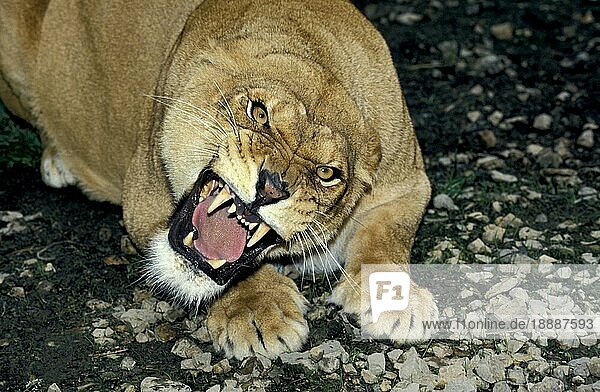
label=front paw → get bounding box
[206,265,309,359]
[331,275,439,341]
[362,284,439,341]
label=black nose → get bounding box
[252,169,289,208]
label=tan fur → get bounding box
[1,0,436,359]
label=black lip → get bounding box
[168,169,282,286]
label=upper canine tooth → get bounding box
[207,259,226,269]
[247,222,271,248]
[208,187,232,214]
[183,231,194,247]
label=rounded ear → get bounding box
[122,121,173,249]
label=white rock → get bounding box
[387,349,403,363]
[362,369,378,384]
[475,358,505,383]
[488,110,504,126]
[492,381,511,392]
[439,362,466,382]
[579,186,597,197]
[530,376,564,392]
[485,277,519,299]
[490,22,513,40]
[507,368,526,384]
[171,338,201,359]
[533,114,553,131]
[553,365,570,379]
[491,171,517,183]
[569,357,591,378]
[47,384,61,392]
[524,239,543,249]
[120,308,160,333]
[527,144,545,155]
[555,267,572,279]
[319,356,340,373]
[581,253,598,263]
[476,156,505,170]
[577,129,594,148]
[506,339,526,353]
[135,332,149,343]
[319,340,350,363]
[120,356,136,371]
[434,194,459,211]
[467,111,482,122]
[368,352,386,376]
[483,224,505,244]
[140,377,191,392]
[343,363,357,375]
[539,254,558,264]
[279,351,315,371]
[466,272,493,283]
[443,379,476,392]
[395,12,423,25]
[468,238,492,254]
[518,227,543,240]
[180,352,212,372]
[395,348,436,387]
[589,357,600,377]
[392,382,420,392]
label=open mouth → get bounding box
[168,170,282,285]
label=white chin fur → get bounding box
[146,229,225,306]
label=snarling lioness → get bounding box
[0,0,437,358]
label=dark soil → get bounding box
[1,0,598,391]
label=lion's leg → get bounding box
[40,133,76,188]
[329,172,438,339]
[206,264,309,359]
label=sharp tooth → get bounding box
[183,231,194,247]
[227,204,236,214]
[206,259,226,269]
[247,222,271,248]
[248,222,258,230]
[200,183,211,198]
[240,218,246,224]
[207,187,232,214]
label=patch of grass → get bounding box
[433,167,469,198]
[0,103,42,171]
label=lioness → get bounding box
[0,0,437,358]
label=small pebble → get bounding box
[533,114,553,131]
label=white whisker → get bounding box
[311,219,361,295]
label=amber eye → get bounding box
[246,100,269,126]
[316,166,342,186]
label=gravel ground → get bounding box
[1,0,599,391]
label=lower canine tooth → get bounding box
[248,222,258,230]
[227,204,236,214]
[183,231,194,247]
[247,222,271,248]
[207,259,226,269]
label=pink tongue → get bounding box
[192,194,247,262]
